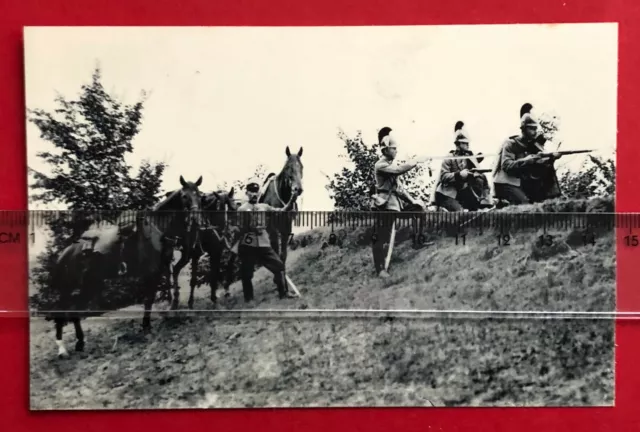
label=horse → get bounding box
[47,175,204,358]
[258,146,304,291]
[170,187,238,309]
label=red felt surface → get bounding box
[1,0,639,430]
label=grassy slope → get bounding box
[29,197,615,409]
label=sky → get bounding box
[24,23,618,213]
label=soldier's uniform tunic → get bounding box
[371,155,422,275]
[493,110,562,205]
[234,202,287,301]
[434,149,492,211]
[492,135,537,204]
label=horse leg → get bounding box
[54,317,69,358]
[171,250,190,310]
[188,250,201,310]
[142,295,154,335]
[163,258,173,304]
[223,253,236,297]
[280,230,290,292]
[208,247,223,304]
[142,277,157,334]
[269,229,280,287]
[165,273,173,304]
[72,317,85,352]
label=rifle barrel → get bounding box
[422,153,499,161]
[559,149,593,154]
[538,149,594,157]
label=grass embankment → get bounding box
[29,197,615,409]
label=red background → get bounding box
[1,0,638,430]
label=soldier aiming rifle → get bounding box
[492,102,593,205]
[432,121,493,212]
[370,126,427,278]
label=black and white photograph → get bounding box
[26,24,617,409]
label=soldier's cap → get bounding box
[246,178,260,192]
[520,102,539,128]
[453,120,470,143]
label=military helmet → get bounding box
[453,121,470,143]
[378,126,397,151]
[520,102,539,128]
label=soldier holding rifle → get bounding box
[492,103,590,205]
[432,121,493,212]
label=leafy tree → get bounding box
[537,112,615,200]
[28,65,166,310]
[216,164,268,199]
[557,155,615,200]
[129,159,167,210]
[325,129,434,211]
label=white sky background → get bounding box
[24,24,618,213]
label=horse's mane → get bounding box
[152,189,181,211]
[258,174,276,203]
[262,173,276,186]
[202,190,223,207]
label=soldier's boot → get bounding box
[495,199,511,209]
[378,270,390,278]
[241,276,254,303]
[276,272,296,299]
[118,262,128,276]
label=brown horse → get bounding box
[258,146,304,291]
[171,187,238,309]
[48,175,203,358]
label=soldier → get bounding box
[371,126,426,278]
[234,178,299,303]
[433,121,493,212]
[493,103,563,205]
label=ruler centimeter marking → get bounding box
[6,209,630,318]
[4,210,638,247]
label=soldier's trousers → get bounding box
[371,210,398,274]
[238,245,286,301]
[494,183,531,205]
[435,189,485,212]
[435,192,464,212]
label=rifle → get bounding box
[531,149,594,159]
[519,148,594,199]
[470,168,492,174]
[412,153,498,163]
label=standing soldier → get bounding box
[493,103,563,205]
[233,178,299,303]
[371,126,425,278]
[432,121,493,211]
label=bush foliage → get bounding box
[29,66,166,311]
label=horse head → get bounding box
[283,146,304,197]
[178,175,204,226]
[178,174,203,207]
[202,186,238,227]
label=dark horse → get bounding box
[47,176,203,358]
[258,146,304,291]
[171,187,238,309]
